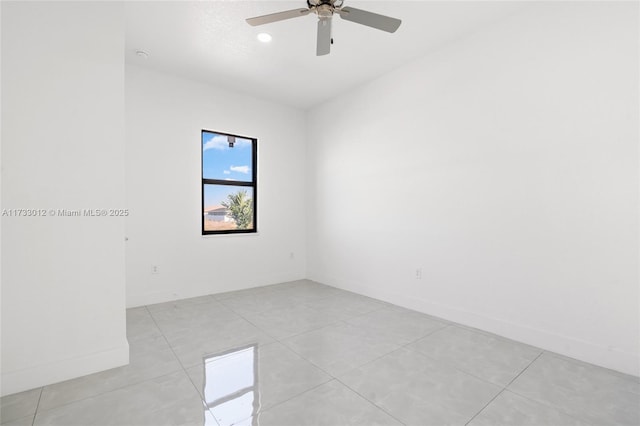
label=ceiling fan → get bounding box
[246,0,401,56]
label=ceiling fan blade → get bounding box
[316,18,332,56]
[336,7,401,33]
[246,8,310,26]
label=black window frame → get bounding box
[201,129,257,235]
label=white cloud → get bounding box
[230,165,249,174]
[203,135,229,151]
[235,138,252,148]
[223,170,231,175]
[203,135,252,151]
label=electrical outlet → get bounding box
[415,268,422,279]
[289,252,294,259]
[152,265,159,274]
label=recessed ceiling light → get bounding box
[135,50,149,59]
[257,33,272,43]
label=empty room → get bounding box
[1,1,638,425]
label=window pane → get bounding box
[204,185,255,232]
[202,131,253,182]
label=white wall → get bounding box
[1,2,129,395]
[125,65,306,307]
[307,2,639,376]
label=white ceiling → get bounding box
[125,1,527,109]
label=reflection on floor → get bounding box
[203,345,259,426]
[1,280,639,426]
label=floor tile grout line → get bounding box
[399,325,549,390]
[244,299,441,345]
[266,309,452,380]
[267,319,351,342]
[224,292,396,343]
[543,351,640,385]
[144,305,223,426]
[410,348,510,389]
[235,314,285,343]
[333,377,408,426]
[30,368,196,417]
[242,320,368,418]
[208,295,347,423]
[236,308,347,343]
[453,323,544,351]
[254,356,413,424]
[217,286,343,307]
[144,305,196,375]
[228,295,453,359]
[29,340,187,414]
[161,300,338,425]
[239,303,484,395]
[397,342,513,390]
[502,351,543,389]
[503,351,598,426]
[498,387,596,426]
[272,338,346,379]
[398,323,452,348]
[30,387,43,426]
[343,303,392,320]
[151,304,240,426]
[207,282,385,319]
[32,312,189,413]
[421,322,546,361]
[274,323,411,380]
[251,378,334,419]
[265,324,405,392]
[464,350,544,425]
[213,283,375,315]
[463,387,506,426]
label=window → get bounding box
[202,130,257,235]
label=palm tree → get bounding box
[222,190,253,229]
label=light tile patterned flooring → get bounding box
[1,280,639,426]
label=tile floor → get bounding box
[1,280,639,426]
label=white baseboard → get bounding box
[1,341,130,397]
[312,273,640,378]
[126,272,307,308]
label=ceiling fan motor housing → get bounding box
[317,6,333,18]
[307,0,344,17]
